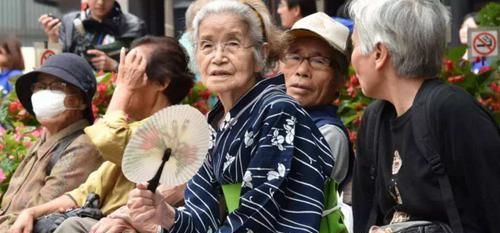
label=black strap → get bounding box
[363,100,388,227]
[45,129,84,175]
[412,80,464,233]
[366,79,498,232]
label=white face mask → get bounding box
[31,90,84,120]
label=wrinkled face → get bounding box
[281,36,338,107]
[351,28,378,97]
[88,0,115,21]
[196,13,259,102]
[277,0,300,29]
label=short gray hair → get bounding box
[349,0,450,78]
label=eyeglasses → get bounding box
[197,40,253,56]
[281,53,332,70]
[31,81,69,93]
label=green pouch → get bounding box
[222,179,348,233]
[319,179,348,233]
[221,183,242,213]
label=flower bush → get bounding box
[0,124,41,193]
[182,81,217,114]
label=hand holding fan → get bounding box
[122,105,210,192]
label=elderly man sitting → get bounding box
[0,53,103,231]
[280,12,354,233]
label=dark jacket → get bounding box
[58,2,145,58]
[353,79,500,233]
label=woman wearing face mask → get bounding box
[0,53,103,231]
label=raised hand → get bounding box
[87,49,119,72]
[38,14,61,43]
[115,47,148,91]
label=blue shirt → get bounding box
[169,76,334,233]
[0,69,22,96]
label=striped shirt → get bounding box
[169,76,334,233]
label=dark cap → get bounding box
[15,53,97,123]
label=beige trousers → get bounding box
[54,216,98,233]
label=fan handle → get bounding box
[147,148,172,193]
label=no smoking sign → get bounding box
[468,28,499,59]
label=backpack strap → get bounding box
[45,129,84,175]
[361,100,388,227]
[306,105,355,193]
[411,79,464,233]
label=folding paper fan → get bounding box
[122,105,210,192]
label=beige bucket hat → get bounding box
[288,12,350,55]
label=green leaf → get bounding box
[96,72,112,83]
[478,3,500,27]
[446,46,467,62]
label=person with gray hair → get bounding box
[349,0,500,233]
[127,0,336,232]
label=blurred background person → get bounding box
[277,0,317,29]
[38,0,146,72]
[0,53,103,231]
[0,34,25,99]
[178,0,213,81]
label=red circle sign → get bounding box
[472,32,497,56]
[40,50,56,65]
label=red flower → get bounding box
[348,131,358,143]
[8,101,22,114]
[199,90,212,100]
[347,86,358,98]
[0,169,6,183]
[489,82,500,93]
[33,128,42,137]
[349,75,359,87]
[447,75,464,83]
[193,100,209,114]
[443,59,454,73]
[478,66,491,74]
[92,104,99,118]
[97,83,107,95]
[491,101,500,111]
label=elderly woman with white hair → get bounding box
[127,0,335,232]
[349,0,500,233]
